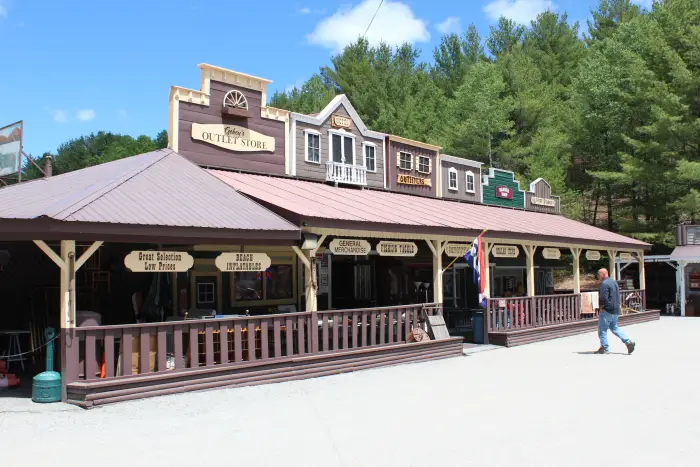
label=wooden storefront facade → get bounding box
[0,63,657,407]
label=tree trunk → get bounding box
[592,182,600,226]
[607,185,614,232]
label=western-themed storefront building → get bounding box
[0,63,657,406]
[482,168,526,208]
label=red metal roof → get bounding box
[0,149,299,235]
[210,171,648,249]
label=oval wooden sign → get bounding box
[445,243,472,257]
[492,245,519,258]
[377,241,418,257]
[542,248,561,260]
[215,252,271,272]
[618,252,633,262]
[124,251,194,272]
[329,239,371,255]
[585,250,601,261]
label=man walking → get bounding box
[596,268,636,354]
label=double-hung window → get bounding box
[305,131,320,163]
[398,151,412,170]
[448,167,458,191]
[417,156,431,174]
[364,144,376,172]
[465,171,475,193]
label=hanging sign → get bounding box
[585,250,601,261]
[495,186,513,199]
[445,243,472,257]
[124,251,194,272]
[329,238,371,255]
[331,114,352,129]
[618,252,633,262]
[531,196,556,207]
[377,241,418,257]
[397,174,432,187]
[215,252,271,272]
[492,245,519,258]
[191,123,275,153]
[542,248,561,260]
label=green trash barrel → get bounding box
[32,328,61,403]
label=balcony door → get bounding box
[331,132,355,164]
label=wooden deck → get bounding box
[488,310,660,347]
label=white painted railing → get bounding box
[326,161,367,186]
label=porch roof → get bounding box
[210,171,649,250]
[0,149,300,243]
[670,246,700,262]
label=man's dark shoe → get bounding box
[595,347,609,354]
[626,341,636,354]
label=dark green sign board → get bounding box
[482,168,525,208]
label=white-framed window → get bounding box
[197,282,215,304]
[364,143,377,172]
[417,155,431,174]
[304,130,321,164]
[448,167,458,191]
[465,170,475,193]
[328,130,355,164]
[398,151,412,170]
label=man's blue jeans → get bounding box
[598,311,631,350]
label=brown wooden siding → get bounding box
[525,179,561,214]
[178,81,286,173]
[385,140,438,197]
[294,105,384,188]
[440,162,481,202]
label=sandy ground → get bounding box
[1,317,699,467]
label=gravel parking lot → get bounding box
[1,317,698,467]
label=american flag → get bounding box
[464,233,487,307]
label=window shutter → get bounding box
[414,155,419,171]
[428,157,432,174]
[396,152,401,167]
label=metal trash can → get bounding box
[472,311,484,344]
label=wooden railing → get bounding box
[326,161,367,186]
[72,303,441,382]
[620,289,646,313]
[485,294,581,333]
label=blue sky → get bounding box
[0,0,652,157]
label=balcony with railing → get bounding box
[326,161,367,186]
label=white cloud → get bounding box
[300,7,311,14]
[76,109,96,122]
[484,0,557,25]
[436,16,461,34]
[307,0,430,52]
[51,110,68,123]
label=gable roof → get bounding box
[290,95,386,140]
[0,149,299,243]
[210,171,649,250]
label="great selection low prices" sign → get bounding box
[124,251,194,272]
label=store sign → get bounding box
[492,245,519,258]
[531,196,556,207]
[191,123,275,153]
[329,238,371,255]
[377,241,418,257]
[618,252,633,262]
[445,243,471,257]
[331,114,352,129]
[496,186,513,199]
[215,252,271,272]
[542,248,561,260]
[124,251,194,272]
[585,250,601,261]
[397,174,432,187]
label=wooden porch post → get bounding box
[483,242,492,298]
[429,239,444,304]
[292,234,326,312]
[523,245,536,297]
[607,249,618,280]
[637,250,646,290]
[570,248,582,294]
[34,240,103,401]
[679,260,686,317]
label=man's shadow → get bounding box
[575,351,628,356]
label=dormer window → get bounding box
[448,167,458,191]
[466,171,475,193]
[417,155,431,174]
[223,90,248,110]
[398,152,412,170]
